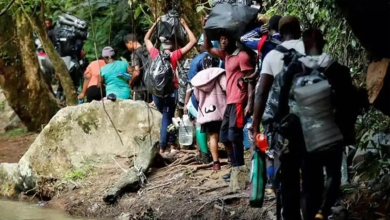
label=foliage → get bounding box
[0,128,28,139]
[44,0,153,61]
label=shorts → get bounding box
[86,85,104,102]
[219,103,245,143]
[201,121,222,134]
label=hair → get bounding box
[302,28,327,52]
[279,22,301,39]
[269,15,282,32]
[45,18,53,23]
[123,33,138,43]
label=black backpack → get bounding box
[144,52,174,97]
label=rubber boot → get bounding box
[196,126,211,164]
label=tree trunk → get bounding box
[0,12,59,132]
[28,13,78,106]
[366,59,390,117]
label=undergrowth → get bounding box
[0,128,28,138]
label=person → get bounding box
[78,57,106,102]
[192,67,227,171]
[240,15,282,61]
[99,46,132,100]
[299,28,360,220]
[144,17,197,154]
[203,21,255,182]
[45,18,56,45]
[184,34,223,118]
[123,33,152,102]
[251,16,304,220]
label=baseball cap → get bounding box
[198,34,220,48]
[102,46,115,58]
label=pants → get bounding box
[220,103,245,167]
[86,85,104,102]
[153,91,177,150]
[302,147,343,220]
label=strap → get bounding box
[256,34,268,59]
[237,77,255,90]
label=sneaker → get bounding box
[222,172,231,180]
[212,163,221,171]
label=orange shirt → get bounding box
[85,60,106,88]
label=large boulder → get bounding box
[14,100,161,192]
[0,89,21,133]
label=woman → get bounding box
[99,46,132,100]
[78,57,106,102]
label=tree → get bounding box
[0,10,60,131]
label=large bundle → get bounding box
[156,10,187,47]
[212,0,253,7]
[54,14,88,58]
[204,3,259,41]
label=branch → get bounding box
[0,0,16,17]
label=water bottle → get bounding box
[243,117,253,150]
[255,133,268,152]
[178,115,194,146]
[78,99,83,104]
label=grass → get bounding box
[65,159,95,181]
[0,128,28,139]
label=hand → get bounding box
[260,25,269,35]
[249,126,259,150]
[77,93,85,99]
[183,104,188,115]
[245,103,253,117]
[180,18,186,26]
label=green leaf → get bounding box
[196,5,205,13]
[134,6,142,19]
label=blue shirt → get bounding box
[187,52,225,110]
[100,61,131,99]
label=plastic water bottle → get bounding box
[243,117,253,150]
[178,115,194,146]
[78,99,83,104]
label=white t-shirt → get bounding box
[260,40,305,77]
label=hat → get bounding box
[102,46,115,58]
[278,16,300,31]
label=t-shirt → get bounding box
[84,60,106,88]
[218,49,254,104]
[149,47,183,89]
[260,40,305,77]
[129,46,149,91]
[100,60,131,99]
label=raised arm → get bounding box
[179,18,197,56]
[144,18,160,52]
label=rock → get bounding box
[14,100,161,192]
[352,132,390,166]
[4,116,22,131]
[229,165,250,192]
[0,163,18,182]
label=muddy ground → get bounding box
[1,133,389,220]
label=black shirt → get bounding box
[130,46,149,91]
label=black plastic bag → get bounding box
[156,10,187,47]
[212,0,253,7]
[204,3,259,41]
[144,53,174,98]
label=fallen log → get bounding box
[103,136,159,204]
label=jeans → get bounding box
[301,147,343,220]
[153,91,177,150]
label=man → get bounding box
[203,24,255,182]
[251,16,304,220]
[144,17,197,154]
[123,33,151,102]
[45,18,56,45]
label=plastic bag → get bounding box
[145,53,174,97]
[156,10,187,47]
[204,3,259,41]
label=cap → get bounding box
[198,34,220,48]
[102,46,115,58]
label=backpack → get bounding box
[145,52,174,97]
[266,45,343,153]
[177,59,192,108]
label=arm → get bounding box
[144,18,160,52]
[179,18,197,56]
[240,27,262,51]
[183,83,192,114]
[129,65,140,88]
[251,75,274,135]
[203,31,225,59]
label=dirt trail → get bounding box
[0,133,37,163]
